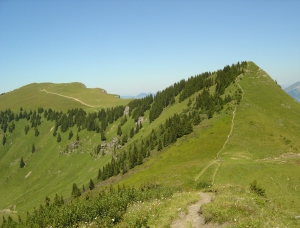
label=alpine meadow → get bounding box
[1,61,300,227]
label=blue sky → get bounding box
[0,1,299,96]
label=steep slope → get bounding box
[0,82,130,111]
[213,62,300,214]
[1,61,300,227]
[285,81,300,102]
[117,62,300,224]
[0,63,244,224]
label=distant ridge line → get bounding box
[40,89,95,107]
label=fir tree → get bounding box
[157,139,163,151]
[35,127,39,137]
[130,127,134,138]
[72,183,81,198]
[97,168,102,180]
[89,179,95,190]
[24,125,30,135]
[193,114,201,126]
[20,157,25,168]
[135,123,140,134]
[32,143,36,153]
[57,133,61,142]
[101,131,106,141]
[117,125,122,136]
[69,130,73,140]
[45,196,50,207]
[2,135,6,145]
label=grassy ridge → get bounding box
[0,82,130,111]
[1,62,300,226]
[213,62,300,216]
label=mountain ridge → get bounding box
[1,61,300,227]
[0,82,130,111]
[285,81,300,102]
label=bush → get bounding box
[249,180,266,197]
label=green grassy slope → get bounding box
[213,62,300,214]
[1,62,300,227]
[0,82,130,111]
[0,118,112,218]
[115,62,300,225]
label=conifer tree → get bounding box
[57,133,61,143]
[101,131,106,141]
[24,125,30,135]
[35,127,39,137]
[2,135,6,145]
[76,133,79,141]
[135,123,139,134]
[72,183,81,198]
[69,130,73,140]
[45,196,50,207]
[89,179,95,190]
[157,139,163,151]
[193,114,201,126]
[97,168,102,180]
[32,143,36,153]
[137,151,143,165]
[117,125,122,136]
[20,157,25,168]
[130,127,134,138]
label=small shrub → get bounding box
[249,180,266,197]
[196,181,210,190]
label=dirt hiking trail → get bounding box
[40,89,95,107]
[171,192,225,228]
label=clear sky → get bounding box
[1,0,299,96]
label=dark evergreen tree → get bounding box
[68,130,73,140]
[57,133,61,143]
[2,134,6,145]
[97,168,102,180]
[20,157,25,168]
[89,179,95,190]
[135,123,140,134]
[130,127,134,138]
[117,125,122,136]
[76,133,79,141]
[24,125,30,135]
[157,139,163,151]
[121,134,128,145]
[185,121,193,135]
[32,143,36,153]
[193,114,201,126]
[71,183,81,198]
[35,127,39,137]
[45,196,50,207]
[101,131,106,141]
[137,150,143,165]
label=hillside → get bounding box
[1,62,300,227]
[0,82,130,112]
[285,81,300,102]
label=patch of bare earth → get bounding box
[171,192,225,228]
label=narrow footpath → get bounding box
[40,89,95,107]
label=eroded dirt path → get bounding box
[40,89,95,107]
[171,192,224,228]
